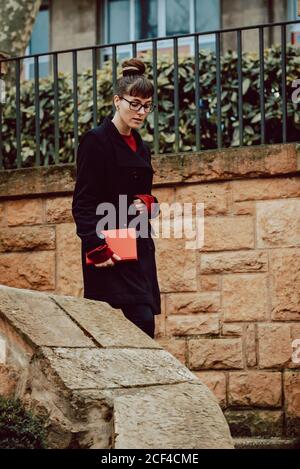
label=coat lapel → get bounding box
[101,116,153,171]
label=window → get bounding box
[135,0,158,40]
[287,0,300,46]
[166,0,190,36]
[195,0,220,33]
[287,0,300,19]
[103,0,221,58]
[195,0,220,51]
[108,0,130,43]
[24,0,50,80]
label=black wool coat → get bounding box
[72,116,161,315]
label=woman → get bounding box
[72,57,161,339]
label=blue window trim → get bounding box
[25,1,50,80]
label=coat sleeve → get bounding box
[134,193,160,218]
[134,144,160,219]
[72,131,108,254]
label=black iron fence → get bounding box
[1,19,300,170]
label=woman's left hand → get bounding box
[133,198,147,214]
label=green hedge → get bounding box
[0,396,47,449]
[1,45,300,169]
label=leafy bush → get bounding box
[1,44,300,169]
[0,396,47,449]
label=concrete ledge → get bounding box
[0,144,299,199]
[234,437,300,450]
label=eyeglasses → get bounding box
[118,96,155,113]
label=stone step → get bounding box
[234,437,300,450]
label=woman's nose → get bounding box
[138,106,147,115]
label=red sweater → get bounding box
[86,133,159,265]
[120,132,137,152]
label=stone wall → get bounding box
[50,0,98,73]
[0,142,300,441]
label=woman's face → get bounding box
[115,94,153,129]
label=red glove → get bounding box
[86,243,116,265]
[134,194,160,218]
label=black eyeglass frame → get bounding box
[118,96,156,113]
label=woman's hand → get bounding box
[95,253,122,267]
[133,198,147,214]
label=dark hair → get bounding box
[116,57,154,99]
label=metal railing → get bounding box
[0,19,300,170]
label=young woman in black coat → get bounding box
[72,57,161,339]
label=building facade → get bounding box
[25,0,300,75]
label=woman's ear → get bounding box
[113,95,120,109]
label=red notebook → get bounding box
[100,227,138,261]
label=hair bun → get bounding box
[122,66,143,77]
[121,58,146,77]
